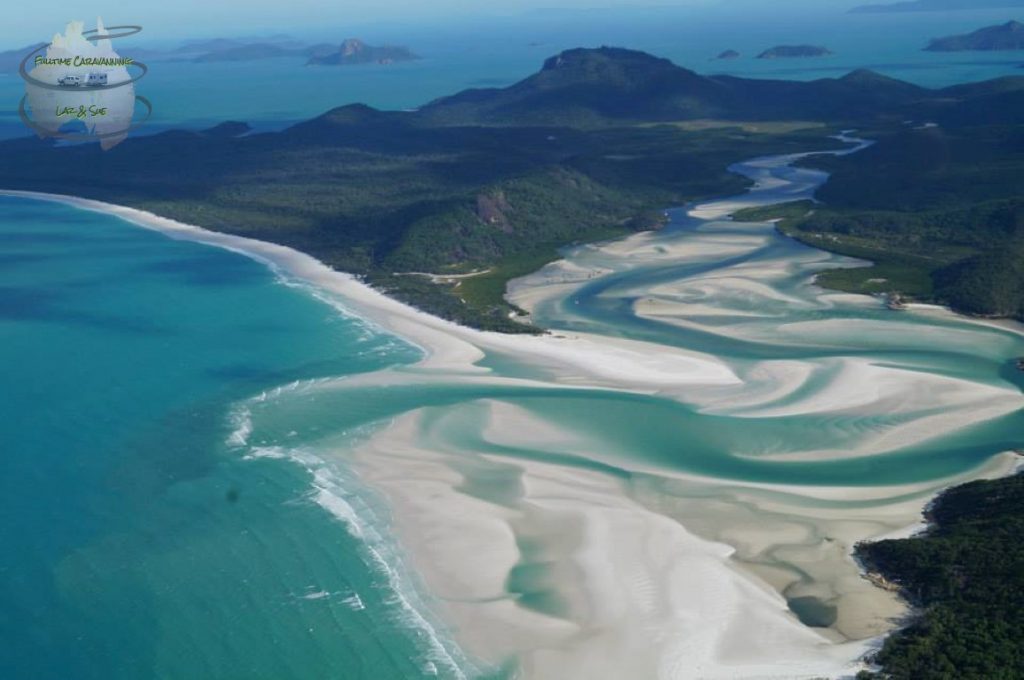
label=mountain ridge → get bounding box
[418,46,1005,126]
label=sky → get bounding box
[1,0,864,47]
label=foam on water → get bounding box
[306,460,476,679]
[230,406,479,680]
[226,405,253,448]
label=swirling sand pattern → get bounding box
[7,133,1023,678]
[231,136,1024,678]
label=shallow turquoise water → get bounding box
[236,143,1024,504]
[0,196,487,679]
[508,145,1024,481]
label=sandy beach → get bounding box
[355,404,879,680]
[6,185,1022,680]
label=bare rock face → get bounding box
[307,39,419,66]
[476,191,513,233]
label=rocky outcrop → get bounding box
[307,39,418,66]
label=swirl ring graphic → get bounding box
[82,25,143,41]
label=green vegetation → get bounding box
[761,123,1024,319]
[732,199,816,230]
[855,472,1024,680]
[734,200,949,297]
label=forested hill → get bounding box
[417,47,958,126]
[754,114,1024,321]
[855,472,1024,679]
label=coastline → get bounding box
[5,184,1023,679]
[0,190,741,391]
[850,461,1024,678]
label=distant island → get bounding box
[757,45,833,59]
[0,34,417,68]
[925,20,1024,51]
[716,49,740,60]
[307,39,418,66]
[852,0,1024,12]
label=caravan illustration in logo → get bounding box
[19,19,151,150]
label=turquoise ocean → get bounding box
[0,196,488,679]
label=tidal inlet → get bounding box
[213,138,1024,678]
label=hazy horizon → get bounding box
[1,0,1018,138]
[0,0,967,47]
